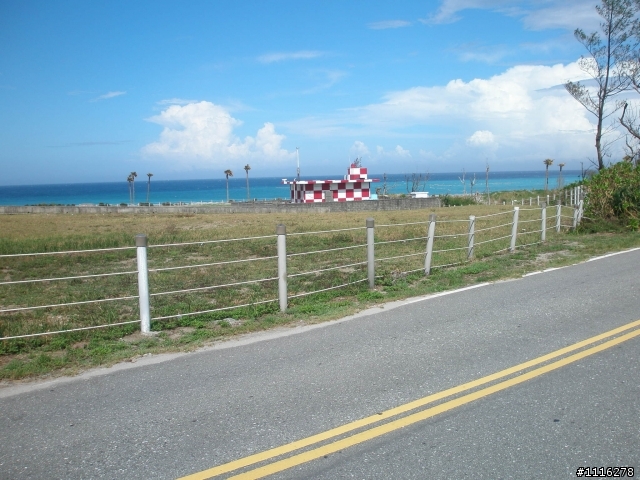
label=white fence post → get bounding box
[556,203,561,233]
[546,194,550,206]
[366,218,375,289]
[572,208,578,230]
[510,207,519,253]
[537,195,540,206]
[135,234,151,335]
[467,215,475,260]
[541,204,547,242]
[277,224,287,312]
[578,199,584,225]
[425,213,436,275]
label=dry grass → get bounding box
[4,202,633,381]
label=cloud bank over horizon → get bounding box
[142,101,295,169]
[284,60,609,171]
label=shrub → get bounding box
[584,161,640,228]
[442,194,476,207]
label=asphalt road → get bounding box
[1,249,639,479]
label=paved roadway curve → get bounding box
[1,249,639,479]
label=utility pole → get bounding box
[296,147,300,180]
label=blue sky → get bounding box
[0,0,615,185]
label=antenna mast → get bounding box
[296,147,300,180]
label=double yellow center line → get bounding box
[180,318,640,480]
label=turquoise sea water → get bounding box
[0,171,582,206]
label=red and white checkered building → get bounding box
[283,164,378,203]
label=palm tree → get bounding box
[543,159,553,191]
[127,175,133,204]
[130,171,138,204]
[146,173,153,204]
[557,163,565,190]
[224,169,233,203]
[244,164,251,201]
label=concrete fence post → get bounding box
[546,194,550,206]
[541,204,547,242]
[366,218,375,289]
[572,208,578,230]
[556,203,561,233]
[135,234,151,335]
[529,197,532,206]
[510,207,519,253]
[276,224,287,312]
[578,199,584,225]
[537,195,540,206]
[467,215,475,260]
[425,214,436,275]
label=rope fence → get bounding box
[0,200,586,341]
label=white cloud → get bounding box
[258,51,325,64]
[142,101,294,167]
[157,98,199,106]
[395,145,411,157]
[455,43,509,64]
[467,130,496,147]
[423,0,513,25]
[350,141,370,157]
[368,20,412,29]
[286,60,604,167]
[424,0,600,32]
[91,91,126,102]
[376,145,412,158]
[303,70,347,94]
[357,62,592,131]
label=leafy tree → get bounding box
[565,0,640,170]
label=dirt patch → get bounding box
[119,331,160,343]
[220,317,242,327]
[535,250,572,263]
[563,241,585,248]
[165,327,196,340]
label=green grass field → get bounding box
[1,201,638,380]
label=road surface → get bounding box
[1,249,639,479]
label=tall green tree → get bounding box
[244,164,251,201]
[130,171,138,204]
[146,172,153,204]
[544,158,554,191]
[565,0,640,170]
[558,163,566,189]
[224,169,233,203]
[127,174,133,204]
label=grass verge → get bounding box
[1,205,638,381]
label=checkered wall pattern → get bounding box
[283,165,378,203]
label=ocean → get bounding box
[0,170,582,206]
